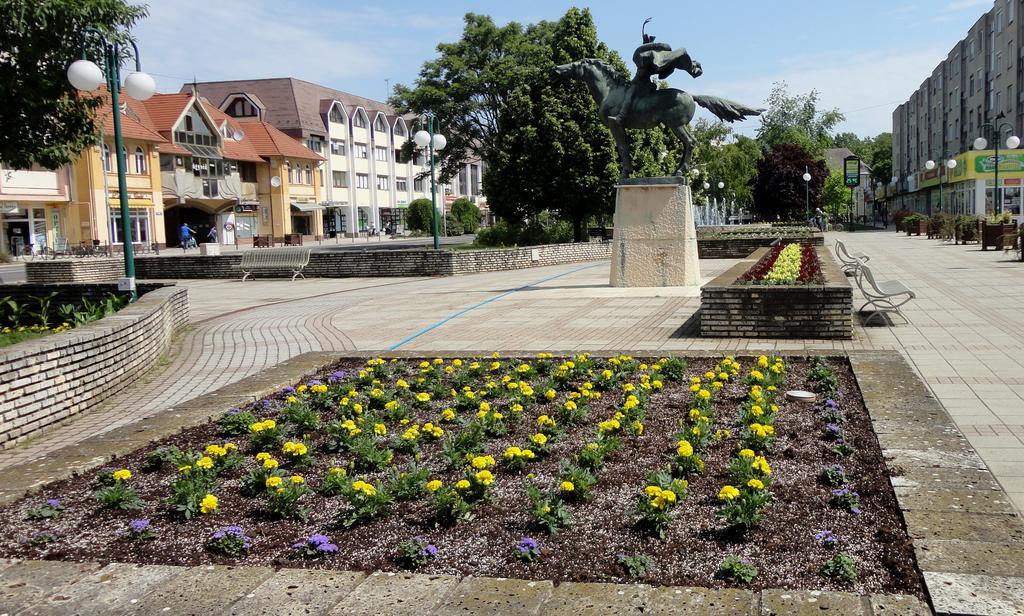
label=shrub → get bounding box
[821,552,858,583]
[892,209,912,229]
[525,482,571,534]
[451,197,480,233]
[719,556,758,583]
[396,537,437,569]
[207,526,251,558]
[95,469,143,511]
[407,198,434,232]
[617,553,652,579]
[219,409,256,436]
[25,499,64,520]
[444,213,464,237]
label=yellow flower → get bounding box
[416,392,431,403]
[632,421,644,435]
[676,440,694,457]
[705,371,716,380]
[645,485,662,498]
[266,476,284,488]
[470,455,496,470]
[205,444,227,457]
[455,479,471,491]
[545,389,557,401]
[712,381,724,390]
[178,465,192,473]
[752,456,772,476]
[564,400,578,411]
[504,446,522,459]
[112,469,132,482]
[395,379,409,389]
[560,481,575,492]
[479,402,491,413]
[196,456,214,470]
[474,470,495,486]
[351,480,377,496]
[200,494,218,514]
[689,409,701,421]
[531,433,548,446]
[290,475,305,484]
[537,415,555,427]
[263,458,280,469]
[427,480,443,492]
[718,485,740,501]
[738,449,755,459]
[374,423,387,436]
[286,395,298,404]
[328,467,347,476]
[747,478,765,490]
[697,389,711,400]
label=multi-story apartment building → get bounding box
[891,0,1023,220]
[187,77,487,235]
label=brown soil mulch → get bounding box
[0,356,925,598]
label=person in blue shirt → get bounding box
[179,223,195,250]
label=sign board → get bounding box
[843,156,861,188]
[0,202,18,214]
[974,152,1024,173]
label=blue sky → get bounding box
[135,0,997,137]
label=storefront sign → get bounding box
[974,152,1024,173]
[0,202,18,214]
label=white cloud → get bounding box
[692,45,948,137]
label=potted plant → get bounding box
[893,209,912,233]
[902,214,929,236]
[954,216,978,244]
[928,213,950,239]
[981,212,1016,251]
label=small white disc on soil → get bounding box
[785,390,817,403]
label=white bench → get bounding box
[854,265,915,325]
[231,249,311,281]
[835,240,869,275]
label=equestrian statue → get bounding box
[553,18,764,179]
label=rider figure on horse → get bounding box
[608,18,703,127]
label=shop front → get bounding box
[1,204,49,256]
[290,202,324,242]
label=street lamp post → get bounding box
[68,27,156,300]
[974,112,1021,215]
[717,181,725,223]
[413,117,447,250]
[802,168,812,224]
[925,158,958,214]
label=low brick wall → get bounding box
[0,282,167,307]
[0,286,189,448]
[697,234,824,259]
[700,247,852,339]
[25,259,126,283]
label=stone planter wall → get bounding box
[0,282,168,307]
[24,259,126,283]
[0,286,189,448]
[696,234,823,259]
[700,246,853,339]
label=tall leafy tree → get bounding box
[868,132,893,185]
[752,143,827,222]
[756,82,844,157]
[686,118,761,209]
[0,0,148,169]
[821,170,852,215]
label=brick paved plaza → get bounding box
[2,229,1023,515]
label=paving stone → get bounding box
[434,576,554,615]
[229,568,366,616]
[759,590,868,615]
[902,511,1024,543]
[647,586,756,614]
[876,434,976,453]
[16,562,186,616]
[126,564,274,615]
[328,571,459,615]
[893,487,1019,515]
[0,560,101,614]
[924,571,1024,616]
[888,467,1002,492]
[540,581,651,614]
[868,593,932,615]
[915,540,1024,577]
[883,448,988,471]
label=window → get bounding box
[414,177,424,192]
[185,115,193,131]
[134,146,146,174]
[396,177,408,191]
[159,154,174,172]
[996,9,1004,32]
[102,143,111,172]
[330,139,346,155]
[109,208,150,244]
[202,179,219,198]
[996,91,1002,112]
[374,116,387,132]
[995,51,1003,73]
[353,112,367,128]
[354,143,368,158]
[356,173,369,189]
[304,165,313,185]
[332,171,347,188]
[289,166,300,184]
[375,146,388,162]
[394,123,406,136]
[239,162,257,182]
[969,38,976,59]
[305,138,323,153]
[376,175,389,190]
[1009,0,1015,23]
[329,106,344,123]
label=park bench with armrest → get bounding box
[231,249,310,281]
[854,264,915,325]
[835,240,870,275]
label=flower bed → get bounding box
[0,354,922,597]
[738,242,824,285]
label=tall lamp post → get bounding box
[717,181,725,223]
[925,158,958,214]
[974,111,1021,215]
[413,117,447,250]
[802,168,812,224]
[68,28,156,300]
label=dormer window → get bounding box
[353,111,367,129]
[395,123,406,137]
[227,97,258,118]
[374,116,387,132]
[329,106,344,123]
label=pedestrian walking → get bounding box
[179,223,196,251]
[207,225,218,244]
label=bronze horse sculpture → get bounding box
[553,58,763,178]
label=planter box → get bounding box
[700,246,853,339]
[981,222,1017,251]
[905,220,927,236]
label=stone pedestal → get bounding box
[200,243,221,256]
[609,178,701,287]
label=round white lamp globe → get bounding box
[802,172,811,182]
[946,159,958,170]
[717,181,725,189]
[432,134,447,151]
[123,71,157,101]
[1007,135,1021,150]
[974,137,988,151]
[67,59,104,92]
[413,130,431,148]
[925,160,936,171]
[702,182,710,190]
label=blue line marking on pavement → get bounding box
[388,262,604,351]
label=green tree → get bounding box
[686,119,761,209]
[821,170,852,216]
[0,0,148,169]
[867,133,893,185]
[752,143,827,221]
[450,197,480,233]
[756,82,845,157]
[833,132,871,159]
[406,198,434,232]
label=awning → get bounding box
[290,202,324,212]
[181,143,223,160]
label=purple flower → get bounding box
[825,423,841,435]
[307,379,323,387]
[211,526,245,540]
[261,400,272,408]
[328,371,347,383]
[850,506,862,514]
[831,488,850,497]
[307,534,331,546]
[129,519,150,533]
[282,386,296,395]
[419,544,438,558]
[826,464,845,474]
[226,407,241,416]
[814,530,838,546]
[316,542,339,553]
[46,499,61,507]
[825,399,839,409]
[517,537,538,553]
